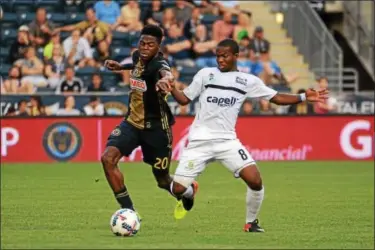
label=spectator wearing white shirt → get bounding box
[63,29,95,68]
[55,67,84,94]
[84,96,105,116]
[56,96,81,116]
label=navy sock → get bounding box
[114,186,134,210]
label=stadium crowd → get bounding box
[0,0,336,116]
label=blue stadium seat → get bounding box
[18,12,36,25]
[272,84,291,93]
[46,13,66,26]
[112,31,140,47]
[37,87,55,93]
[1,12,18,29]
[180,66,200,76]
[0,47,9,64]
[35,0,62,12]
[11,0,36,13]
[1,1,12,12]
[112,47,131,61]
[66,12,85,25]
[101,71,120,87]
[0,64,12,77]
[1,29,17,46]
[75,67,97,84]
[83,0,97,10]
[202,14,220,25]
[60,31,70,41]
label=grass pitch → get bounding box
[1,161,374,249]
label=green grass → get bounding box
[1,162,374,249]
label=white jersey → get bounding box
[183,67,277,141]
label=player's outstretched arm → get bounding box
[270,88,329,105]
[156,77,191,106]
[104,60,133,72]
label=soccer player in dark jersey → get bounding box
[101,25,177,214]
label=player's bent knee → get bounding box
[239,165,263,190]
[172,181,186,195]
[101,147,121,169]
[173,175,194,190]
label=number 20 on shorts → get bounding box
[154,157,169,170]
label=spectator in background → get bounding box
[197,0,219,15]
[55,67,84,94]
[28,95,46,116]
[161,8,178,32]
[314,77,337,114]
[84,96,105,116]
[252,49,298,86]
[174,0,194,26]
[143,0,165,26]
[288,89,314,115]
[241,99,253,115]
[1,66,34,94]
[94,40,112,68]
[183,7,202,40]
[192,24,217,68]
[16,100,29,116]
[56,95,81,116]
[114,0,143,32]
[87,73,108,92]
[28,8,56,47]
[45,44,69,88]
[250,26,270,56]
[233,11,253,42]
[163,23,194,67]
[57,8,111,47]
[212,11,234,42]
[5,107,17,116]
[258,99,275,115]
[14,46,47,87]
[94,0,121,25]
[63,29,95,68]
[213,0,240,14]
[237,45,253,74]
[239,35,251,50]
[43,32,63,61]
[8,26,31,64]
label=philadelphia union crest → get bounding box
[43,122,82,161]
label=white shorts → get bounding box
[174,139,256,187]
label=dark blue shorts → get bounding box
[106,120,173,170]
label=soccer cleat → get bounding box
[174,200,187,220]
[243,219,265,232]
[181,181,199,211]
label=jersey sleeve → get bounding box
[247,76,277,100]
[183,69,205,101]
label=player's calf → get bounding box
[101,146,135,211]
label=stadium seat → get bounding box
[46,13,66,26]
[101,71,121,87]
[66,12,85,25]
[202,14,220,25]
[1,29,18,46]
[1,1,12,12]
[180,66,201,76]
[11,0,36,13]
[18,12,36,25]
[83,0,97,10]
[35,0,63,13]
[0,47,9,64]
[272,84,291,93]
[37,87,55,93]
[75,67,97,84]
[112,47,131,61]
[112,31,140,47]
[1,12,18,29]
[60,31,70,41]
[0,64,12,77]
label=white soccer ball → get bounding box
[110,209,141,236]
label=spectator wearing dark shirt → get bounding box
[28,8,56,47]
[87,73,108,92]
[192,24,217,68]
[56,67,84,93]
[250,26,270,56]
[183,7,202,40]
[8,26,31,64]
[163,23,194,67]
[16,100,29,116]
[143,0,165,26]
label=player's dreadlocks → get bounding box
[218,39,240,54]
[141,24,164,44]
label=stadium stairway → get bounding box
[239,1,315,92]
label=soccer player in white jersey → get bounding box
[156,39,328,232]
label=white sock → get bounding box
[169,182,193,198]
[246,186,264,223]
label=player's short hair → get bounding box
[217,39,240,54]
[140,24,164,44]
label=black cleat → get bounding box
[182,181,199,211]
[243,219,265,232]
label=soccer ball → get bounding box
[110,209,141,236]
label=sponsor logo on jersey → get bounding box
[42,122,81,161]
[130,78,147,92]
[207,96,238,107]
[236,76,247,86]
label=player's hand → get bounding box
[156,78,174,94]
[104,60,122,71]
[305,88,329,103]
